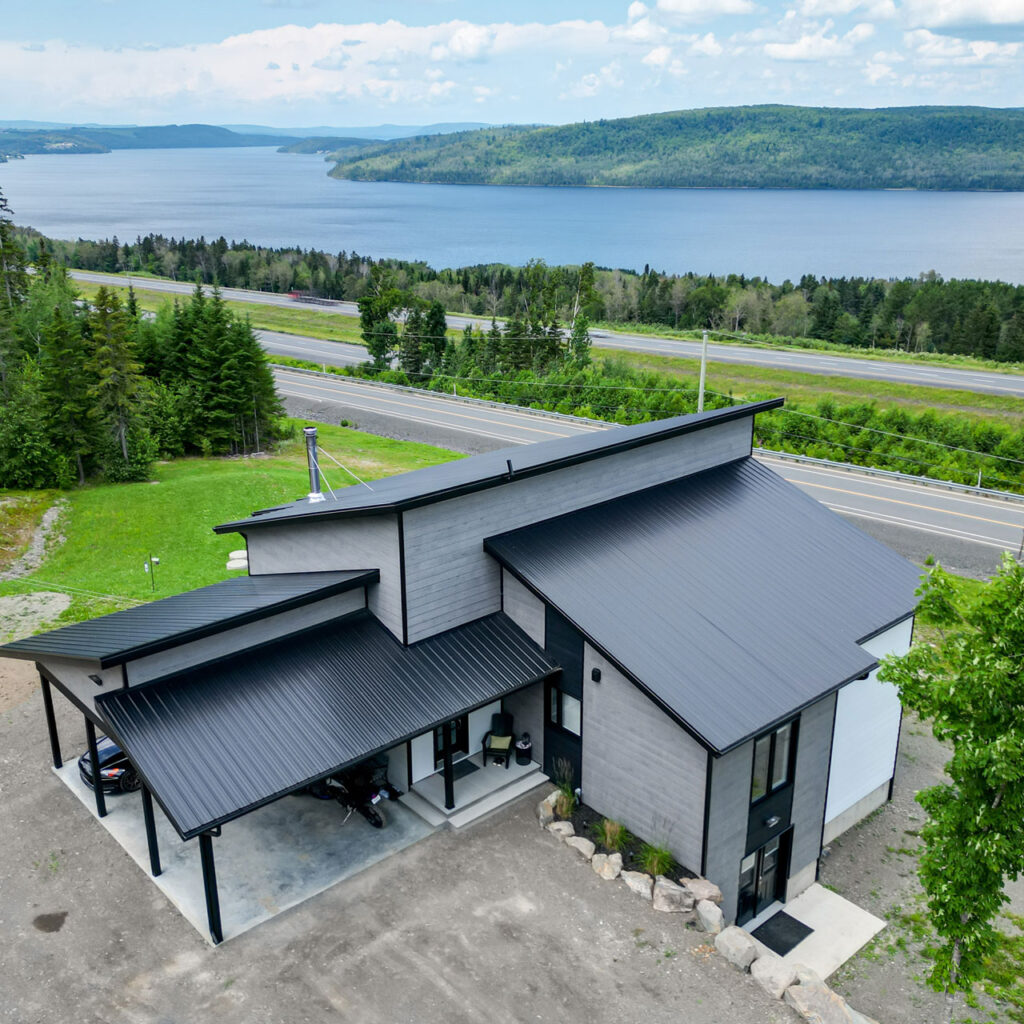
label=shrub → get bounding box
[553,757,576,818]
[638,843,674,877]
[591,817,629,852]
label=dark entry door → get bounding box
[737,830,791,924]
[543,607,583,788]
[433,714,468,768]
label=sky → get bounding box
[1,0,1022,127]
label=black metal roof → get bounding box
[214,400,783,534]
[485,457,920,755]
[97,610,557,839]
[0,570,378,667]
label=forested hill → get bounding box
[326,106,1024,191]
[0,124,294,159]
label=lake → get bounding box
[3,146,1024,284]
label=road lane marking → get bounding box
[788,479,1023,528]
[824,504,1014,550]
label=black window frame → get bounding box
[547,683,582,738]
[749,719,798,806]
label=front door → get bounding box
[737,830,791,924]
[543,607,583,787]
[434,714,468,768]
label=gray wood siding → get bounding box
[581,645,707,873]
[501,569,545,647]
[128,590,367,684]
[503,681,544,765]
[244,515,403,639]
[704,741,752,924]
[788,692,836,883]
[402,417,752,642]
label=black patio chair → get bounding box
[482,712,514,768]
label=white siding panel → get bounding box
[410,732,435,783]
[468,701,501,757]
[825,616,913,826]
[403,417,752,642]
[501,569,545,646]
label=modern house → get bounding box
[2,398,920,941]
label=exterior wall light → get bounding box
[591,668,602,682]
[765,815,781,829]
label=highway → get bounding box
[72,270,1024,399]
[275,366,1024,577]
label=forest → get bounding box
[24,229,1024,364]
[0,194,282,489]
[323,106,1024,191]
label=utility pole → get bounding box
[697,329,709,413]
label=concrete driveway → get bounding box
[2,681,795,1024]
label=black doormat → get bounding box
[751,911,813,956]
[451,759,480,780]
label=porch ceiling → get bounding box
[96,610,558,840]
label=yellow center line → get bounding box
[786,478,1022,528]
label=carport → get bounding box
[5,586,557,944]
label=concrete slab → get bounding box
[777,882,886,978]
[55,763,434,944]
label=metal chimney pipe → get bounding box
[303,427,325,503]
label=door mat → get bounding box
[451,760,480,780]
[751,911,813,956]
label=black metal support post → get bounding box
[40,674,62,769]
[199,831,223,945]
[141,784,161,877]
[84,717,106,818]
[442,721,455,811]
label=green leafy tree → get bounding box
[0,188,29,393]
[358,287,402,370]
[0,359,63,488]
[879,555,1024,1023]
[567,313,593,367]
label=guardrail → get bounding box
[754,448,1024,505]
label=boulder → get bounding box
[621,871,654,900]
[592,852,623,880]
[566,836,596,861]
[226,558,248,570]
[652,876,695,913]
[546,820,575,840]
[784,980,879,1024]
[680,876,723,905]
[750,954,797,999]
[537,793,557,827]
[714,926,757,970]
[695,898,725,935]
[790,964,825,989]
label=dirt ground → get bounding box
[822,713,1024,1024]
[0,651,39,713]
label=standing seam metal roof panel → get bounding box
[485,457,921,754]
[0,570,378,666]
[97,610,558,839]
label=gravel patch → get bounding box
[0,499,68,581]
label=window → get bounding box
[548,686,582,737]
[750,720,797,804]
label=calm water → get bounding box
[3,146,1024,283]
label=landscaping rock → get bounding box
[591,852,623,880]
[621,871,654,900]
[750,955,797,999]
[546,821,574,840]
[714,925,757,969]
[680,876,723,905]
[784,980,878,1024]
[790,964,825,988]
[695,899,725,935]
[566,836,596,861]
[652,876,695,913]
[537,793,557,827]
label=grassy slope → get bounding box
[0,422,461,630]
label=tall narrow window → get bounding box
[751,734,772,802]
[750,719,797,803]
[771,723,792,790]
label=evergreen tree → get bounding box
[567,314,593,367]
[995,313,1024,363]
[480,319,502,373]
[424,300,448,367]
[399,306,425,376]
[0,188,29,393]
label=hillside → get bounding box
[0,124,293,159]
[326,106,1024,191]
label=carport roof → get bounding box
[485,456,920,755]
[97,609,558,839]
[0,570,378,667]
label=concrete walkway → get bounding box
[746,882,886,979]
[56,763,435,943]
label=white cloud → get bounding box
[561,60,624,97]
[628,1,650,20]
[689,31,725,54]
[799,0,896,17]
[765,19,876,59]
[903,0,1024,27]
[904,27,1021,61]
[862,59,897,81]
[656,0,757,21]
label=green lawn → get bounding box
[0,421,461,630]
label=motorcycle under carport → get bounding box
[304,753,403,829]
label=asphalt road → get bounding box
[72,270,1024,399]
[276,367,1024,578]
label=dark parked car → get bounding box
[78,735,140,794]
